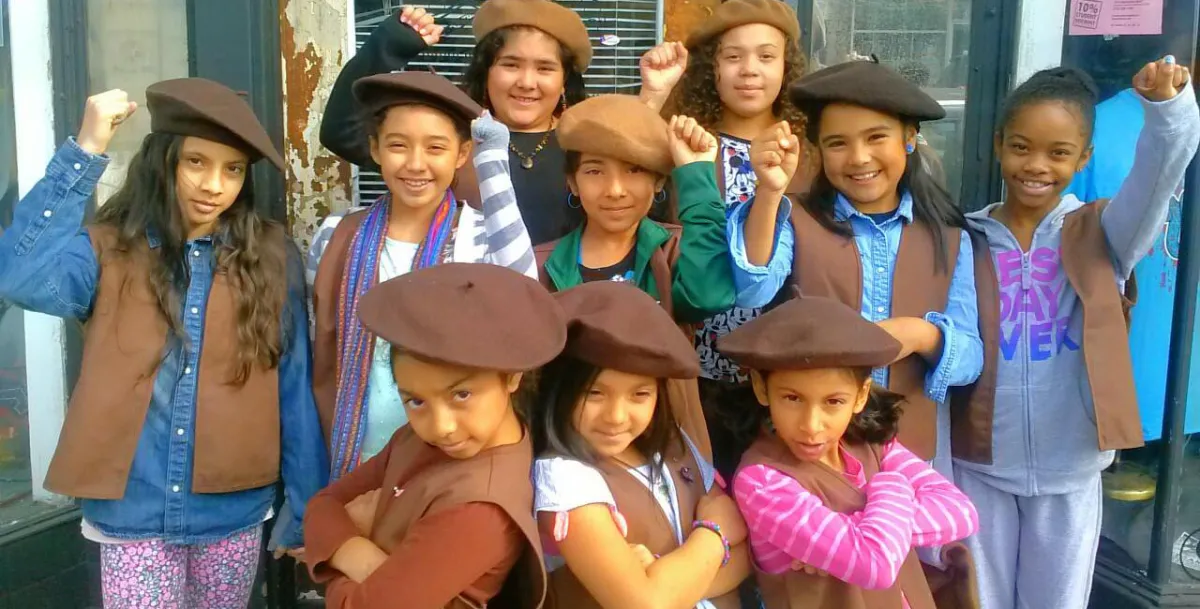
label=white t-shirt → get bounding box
[361,238,419,460]
[532,456,717,609]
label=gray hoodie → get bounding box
[954,85,1200,496]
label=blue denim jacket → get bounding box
[727,191,984,402]
[0,139,328,546]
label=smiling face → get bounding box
[714,23,788,122]
[486,27,566,132]
[173,136,249,240]
[369,104,471,211]
[751,367,871,468]
[995,100,1092,212]
[816,103,915,212]
[573,368,659,460]
[392,352,524,459]
[568,153,665,236]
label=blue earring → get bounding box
[566,192,581,209]
[906,143,916,154]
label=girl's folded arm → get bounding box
[304,442,394,580]
[879,441,979,546]
[325,503,522,609]
[540,502,726,609]
[732,464,917,589]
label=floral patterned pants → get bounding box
[98,525,262,608]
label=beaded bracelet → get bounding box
[692,519,731,567]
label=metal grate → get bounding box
[352,0,662,202]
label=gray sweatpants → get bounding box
[953,466,1103,609]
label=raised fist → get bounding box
[76,90,138,156]
[668,115,718,167]
[750,121,801,194]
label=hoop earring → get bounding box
[566,192,581,209]
[654,190,668,204]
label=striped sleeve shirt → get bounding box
[732,441,978,590]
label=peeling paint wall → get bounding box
[664,0,722,43]
[280,0,352,251]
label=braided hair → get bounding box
[998,66,1101,143]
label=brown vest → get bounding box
[45,225,283,499]
[545,439,740,609]
[740,436,936,609]
[373,427,547,609]
[950,202,1144,463]
[790,207,961,460]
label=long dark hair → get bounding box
[563,150,678,224]
[462,26,588,115]
[534,356,683,477]
[799,111,965,273]
[92,132,288,384]
[672,32,808,138]
[752,367,905,445]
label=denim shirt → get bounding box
[727,191,984,402]
[0,139,329,546]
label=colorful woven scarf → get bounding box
[329,190,458,479]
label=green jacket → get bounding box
[534,161,735,323]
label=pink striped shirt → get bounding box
[732,440,978,592]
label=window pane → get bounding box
[0,0,190,534]
[85,0,189,204]
[1060,0,1200,583]
[0,0,41,532]
[811,0,969,199]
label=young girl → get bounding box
[733,59,984,467]
[304,263,564,608]
[321,0,592,244]
[533,281,751,609]
[533,94,734,324]
[310,71,536,480]
[637,0,816,479]
[952,59,1199,609]
[720,294,979,608]
[0,80,327,607]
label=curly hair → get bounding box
[671,32,809,138]
[93,133,288,385]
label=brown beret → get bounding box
[358,263,567,372]
[146,78,284,170]
[473,0,592,72]
[717,294,901,371]
[789,59,947,126]
[353,71,483,125]
[555,282,700,379]
[557,95,673,176]
[685,0,801,49]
